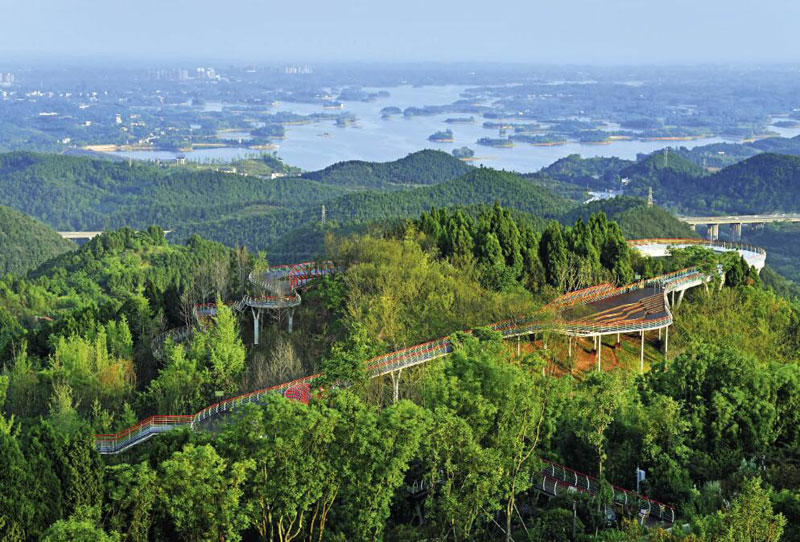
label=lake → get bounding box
[113,85,741,173]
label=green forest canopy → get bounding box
[0,205,76,275]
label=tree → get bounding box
[189,301,245,397]
[318,323,371,389]
[219,399,338,542]
[421,333,558,540]
[22,420,64,538]
[158,444,251,542]
[41,509,118,542]
[695,477,785,542]
[55,431,105,518]
[539,221,568,289]
[422,408,504,540]
[325,392,429,542]
[0,431,34,541]
[144,341,207,414]
[572,371,625,478]
[105,462,157,542]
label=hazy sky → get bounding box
[2,0,799,64]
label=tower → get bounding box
[647,187,654,208]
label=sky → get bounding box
[2,0,799,64]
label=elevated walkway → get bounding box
[96,243,770,527]
[628,238,766,271]
[114,264,728,455]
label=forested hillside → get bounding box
[302,149,472,188]
[624,152,800,213]
[0,206,76,275]
[169,168,572,256]
[560,197,699,239]
[0,151,346,230]
[0,204,794,540]
[540,154,634,190]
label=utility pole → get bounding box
[572,500,577,541]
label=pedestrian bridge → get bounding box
[99,239,767,454]
[628,238,766,271]
[94,239,767,526]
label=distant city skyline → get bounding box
[1,0,799,65]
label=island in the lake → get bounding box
[428,129,455,142]
[477,137,513,148]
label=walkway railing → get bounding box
[95,415,194,454]
[540,459,675,523]
[627,237,766,256]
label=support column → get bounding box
[616,332,621,346]
[640,330,645,373]
[733,222,742,240]
[517,335,521,357]
[568,336,572,357]
[708,224,719,241]
[658,327,662,340]
[671,290,675,308]
[391,369,403,403]
[251,307,261,345]
[597,335,602,373]
[664,325,669,357]
[676,289,685,309]
[287,310,294,334]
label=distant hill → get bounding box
[0,151,345,230]
[0,205,76,275]
[302,149,472,189]
[171,168,571,258]
[625,153,800,214]
[621,150,707,181]
[699,153,800,212]
[673,134,800,169]
[560,197,698,239]
[540,154,634,190]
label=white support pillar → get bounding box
[251,307,261,345]
[616,332,621,346]
[517,335,521,357]
[597,335,602,373]
[287,310,294,334]
[640,330,645,373]
[665,325,669,357]
[391,369,403,403]
[568,336,572,357]
[676,289,685,309]
[658,327,661,340]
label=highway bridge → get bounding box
[58,231,106,240]
[58,230,172,241]
[678,214,800,240]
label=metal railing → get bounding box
[95,415,194,454]
[627,237,766,256]
[540,459,675,523]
